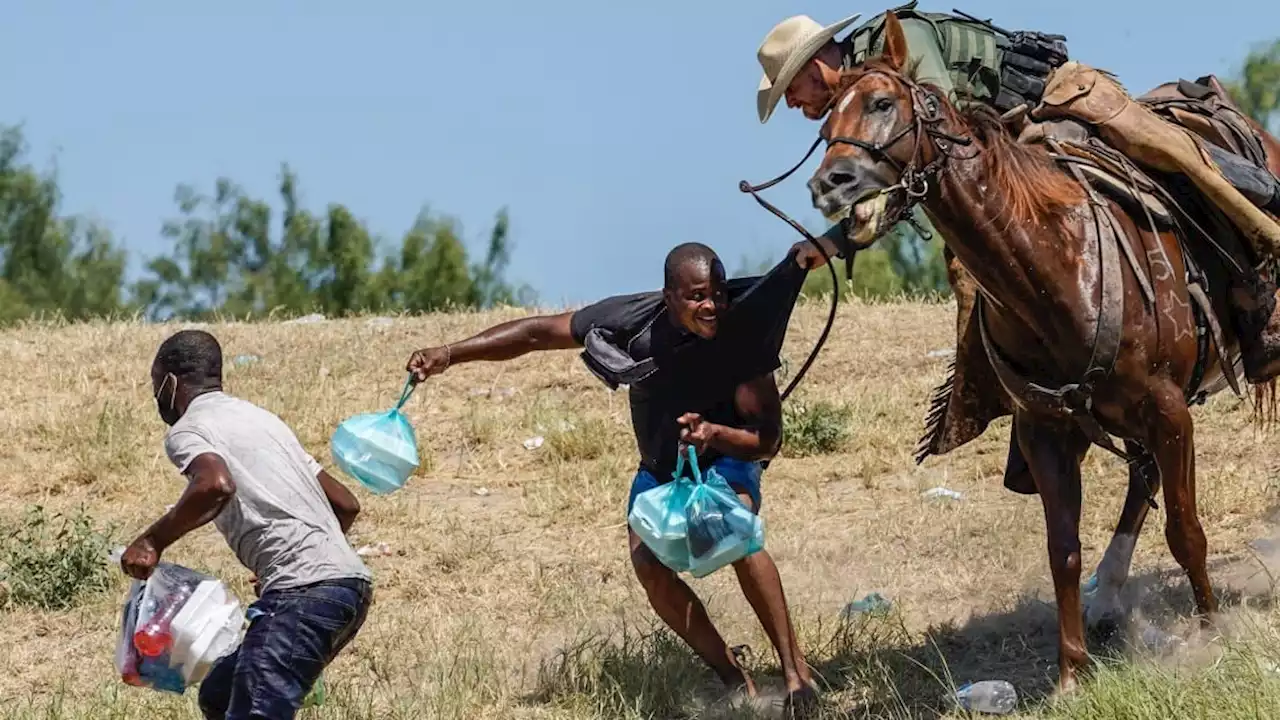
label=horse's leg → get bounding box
[1148,389,1219,621]
[1016,412,1091,691]
[1086,441,1159,640]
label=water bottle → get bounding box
[134,584,194,657]
[955,680,1017,714]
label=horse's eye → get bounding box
[874,97,894,113]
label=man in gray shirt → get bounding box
[121,329,373,720]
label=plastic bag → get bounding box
[627,462,697,573]
[331,375,420,495]
[627,445,765,577]
[115,556,244,693]
[683,452,765,578]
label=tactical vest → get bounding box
[843,1,1068,112]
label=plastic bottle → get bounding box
[955,680,1017,715]
[134,584,194,657]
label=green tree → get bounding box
[137,165,531,320]
[1227,38,1280,132]
[0,126,129,324]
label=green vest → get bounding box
[842,1,1004,107]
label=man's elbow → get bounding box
[209,473,237,500]
[340,496,361,523]
[527,313,576,350]
[739,426,782,462]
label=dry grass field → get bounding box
[4,297,1280,719]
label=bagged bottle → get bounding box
[114,556,244,694]
[331,375,420,495]
[134,581,196,657]
[627,445,765,577]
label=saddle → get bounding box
[916,72,1272,493]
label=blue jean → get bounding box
[198,577,372,720]
[626,456,764,517]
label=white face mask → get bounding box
[154,371,182,425]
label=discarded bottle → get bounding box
[134,584,195,657]
[842,592,892,618]
[955,680,1017,715]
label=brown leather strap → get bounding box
[976,187,1128,459]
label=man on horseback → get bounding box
[754,2,1280,385]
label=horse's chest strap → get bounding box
[977,197,1128,460]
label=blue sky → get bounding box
[2,1,1276,307]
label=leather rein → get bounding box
[735,68,973,402]
[753,67,1151,467]
[822,70,975,235]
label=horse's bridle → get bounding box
[820,68,975,242]
[733,67,973,403]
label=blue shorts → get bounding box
[626,456,764,518]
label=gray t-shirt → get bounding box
[164,391,372,593]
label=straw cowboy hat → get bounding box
[756,13,861,123]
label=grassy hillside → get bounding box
[2,298,1280,719]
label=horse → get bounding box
[804,12,1280,692]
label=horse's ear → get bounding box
[881,13,909,72]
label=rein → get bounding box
[732,69,971,402]
[823,72,974,237]
[737,154,841,403]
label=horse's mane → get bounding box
[950,103,1086,230]
[833,63,1086,230]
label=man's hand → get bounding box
[792,240,830,269]
[121,534,160,580]
[406,346,451,384]
[677,413,722,453]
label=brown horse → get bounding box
[805,13,1278,692]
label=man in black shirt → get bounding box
[406,242,820,713]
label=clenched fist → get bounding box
[406,346,451,384]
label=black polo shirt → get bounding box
[568,256,806,478]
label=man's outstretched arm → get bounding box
[407,312,579,382]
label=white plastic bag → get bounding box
[114,556,245,693]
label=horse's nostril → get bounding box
[829,172,856,188]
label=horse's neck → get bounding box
[924,153,1088,337]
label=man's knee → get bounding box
[630,541,671,583]
[731,547,773,572]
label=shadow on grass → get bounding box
[523,577,1278,719]
[520,599,1064,719]
[521,544,1280,719]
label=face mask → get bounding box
[154,372,182,426]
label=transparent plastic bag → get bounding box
[331,375,420,495]
[627,460,697,573]
[683,451,765,578]
[114,555,244,693]
[627,445,765,577]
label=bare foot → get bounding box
[784,685,820,719]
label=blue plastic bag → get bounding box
[627,457,697,573]
[627,445,765,577]
[331,375,420,495]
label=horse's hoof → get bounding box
[1050,675,1082,703]
[1086,614,1124,646]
